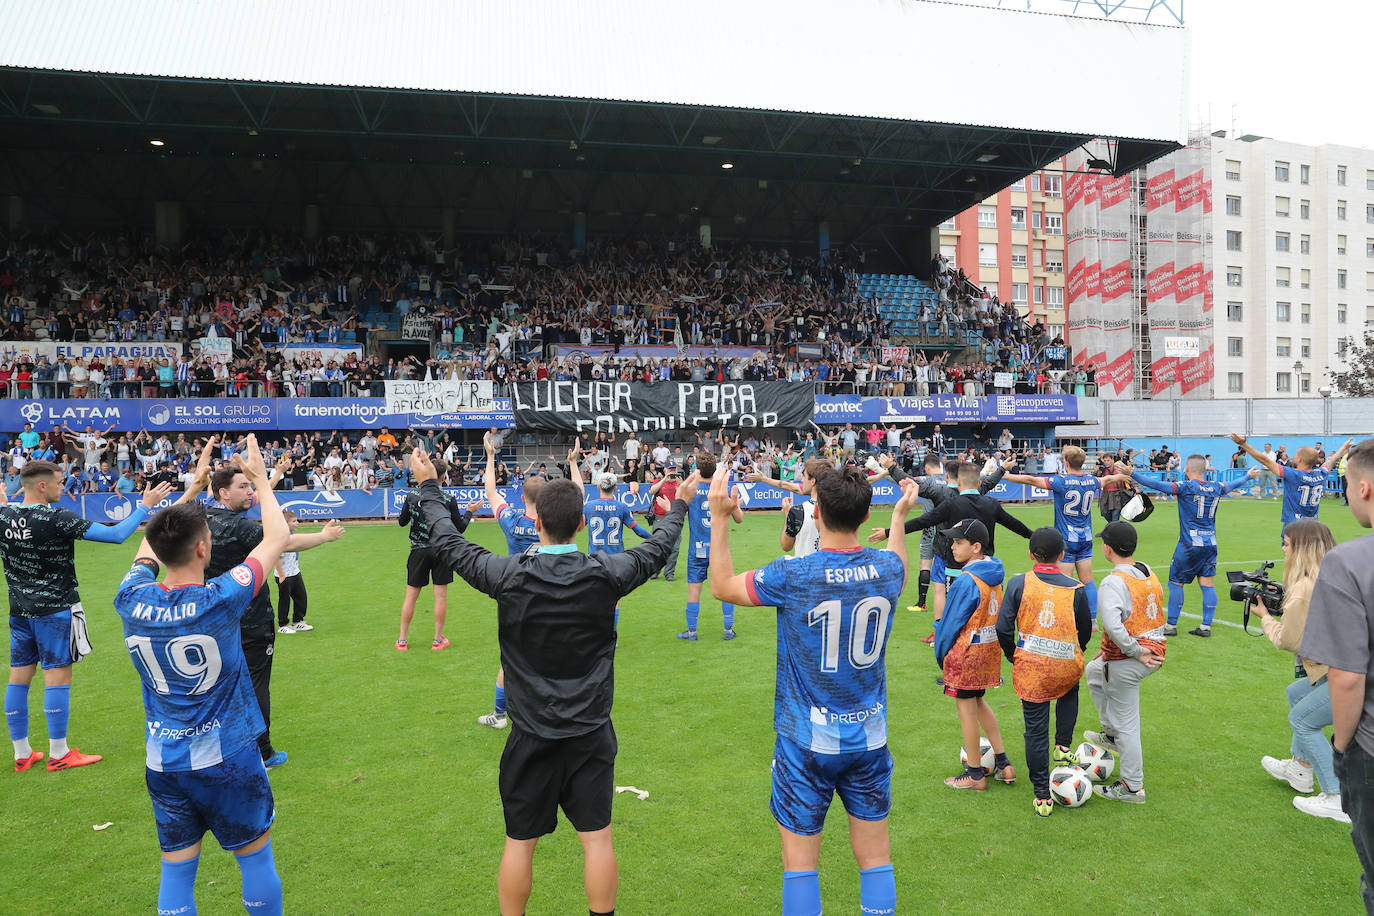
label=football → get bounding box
[959,737,995,771]
[1050,765,1092,807]
[1076,742,1116,782]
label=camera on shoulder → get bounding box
[1229,560,1284,632]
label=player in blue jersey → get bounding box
[586,472,652,631]
[114,433,287,916]
[4,460,177,774]
[1105,454,1259,638]
[478,435,580,729]
[707,463,916,916]
[679,450,744,641]
[1232,434,1352,542]
[1003,445,1103,617]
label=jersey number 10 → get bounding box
[808,597,892,672]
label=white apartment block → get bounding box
[1213,134,1374,398]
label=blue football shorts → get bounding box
[9,609,73,669]
[1169,542,1217,585]
[770,734,893,836]
[145,742,275,853]
[1062,538,1093,564]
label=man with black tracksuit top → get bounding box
[874,454,1011,618]
[411,446,700,916]
[206,461,345,769]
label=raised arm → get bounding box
[706,469,752,605]
[1326,438,1354,471]
[746,469,800,494]
[482,431,505,514]
[1128,470,1177,495]
[236,435,290,570]
[566,444,584,488]
[82,482,173,544]
[1230,433,1281,475]
[995,504,1034,540]
[1224,467,1262,493]
[885,478,920,575]
[1002,472,1047,488]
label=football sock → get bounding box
[722,603,735,630]
[1200,585,1218,628]
[494,685,507,716]
[917,570,931,606]
[1084,581,1098,620]
[1167,582,1185,626]
[859,864,896,916]
[781,870,822,916]
[966,765,986,780]
[236,839,283,916]
[158,855,199,916]
[993,752,1011,771]
[591,911,615,916]
[44,685,70,760]
[5,683,29,757]
[614,605,620,629]
[685,602,700,633]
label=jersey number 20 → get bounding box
[808,597,893,672]
[126,634,223,695]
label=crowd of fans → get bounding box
[0,230,1086,399]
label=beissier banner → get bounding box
[511,381,815,433]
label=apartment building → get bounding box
[939,159,1067,338]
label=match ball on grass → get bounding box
[1049,766,1092,807]
[1075,742,1115,782]
[959,737,995,771]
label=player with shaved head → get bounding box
[1232,434,1353,544]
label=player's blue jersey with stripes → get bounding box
[1046,473,1100,544]
[498,504,539,555]
[687,489,713,561]
[747,548,907,754]
[1281,466,1329,527]
[114,559,266,773]
[584,497,639,554]
[1131,472,1250,547]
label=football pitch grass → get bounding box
[1,496,1367,914]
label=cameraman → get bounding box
[1254,520,1346,823]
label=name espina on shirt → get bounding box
[824,563,881,584]
[128,601,198,623]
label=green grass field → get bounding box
[1,495,1368,914]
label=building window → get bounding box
[1367,204,1374,224]
[1275,196,1290,218]
[1030,174,1041,191]
[1042,175,1062,197]
[1226,160,1241,181]
[1032,211,1041,229]
[1300,164,1310,184]
[1046,252,1063,273]
[1300,200,1310,220]
[1368,271,1374,292]
[1338,165,1348,185]
[1339,303,1348,323]
[1276,267,1291,288]
[1012,283,1028,303]
[1300,235,1311,255]
[1276,232,1290,252]
[1228,372,1244,393]
[1339,234,1349,255]
[1301,375,1311,394]
[1033,286,1043,304]
[1339,269,1348,289]
[1011,244,1027,268]
[978,243,998,266]
[1226,267,1243,287]
[1227,301,1243,321]
[939,218,956,230]
[983,282,998,298]
[1367,170,1374,190]
[1339,200,1348,220]
[1276,338,1291,357]
[1276,302,1291,322]
[978,206,997,228]
[1276,162,1290,182]
[1339,338,1350,358]
[1010,178,1026,192]
[1300,269,1310,289]
[1227,337,1244,357]
[1276,373,1292,393]
[1369,305,1374,325]
[1010,207,1027,230]
[1044,214,1062,235]
[1047,287,1064,308]
[1226,195,1242,216]
[1226,230,1243,251]
[1049,324,1063,338]
[1301,338,1311,358]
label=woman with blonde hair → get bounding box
[1256,519,1348,823]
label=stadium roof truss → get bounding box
[0,0,1188,253]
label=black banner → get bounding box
[511,381,815,433]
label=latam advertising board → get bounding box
[1146,144,1214,398]
[1065,146,1135,399]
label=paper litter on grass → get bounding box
[93,822,113,831]
[615,785,650,801]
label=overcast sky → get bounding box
[1188,0,1374,149]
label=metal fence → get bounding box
[1067,398,1374,438]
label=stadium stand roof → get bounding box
[0,0,1188,252]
